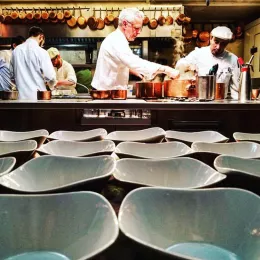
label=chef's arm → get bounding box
[56,63,77,88]
[41,52,57,90]
[56,79,75,87]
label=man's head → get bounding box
[47,47,62,69]
[118,8,144,41]
[28,26,45,47]
[210,26,233,56]
[11,35,25,50]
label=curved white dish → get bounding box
[191,141,260,158]
[105,127,166,143]
[0,157,16,177]
[0,155,116,193]
[37,140,115,157]
[165,130,229,145]
[214,155,260,179]
[114,158,225,188]
[0,130,49,148]
[233,132,260,144]
[119,187,260,260]
[115,141,193,159]
[48,128,107,142]
[0,192,119,260]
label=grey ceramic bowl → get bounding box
[0,192,119,260]
[0,157,16,176]
[119,187,260,260]
[233,132,260,144]
[114,158,225,189]
[105,127,166,143]
[0,155,116,193]
[0,129,49,148]
[48,129,107,142]
[115,142,193,159]
[37,140,115,157]
[165,130,229,146]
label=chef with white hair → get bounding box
[92,7,179,90]
[176,26,240,99]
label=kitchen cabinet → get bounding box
[244,18,260,79]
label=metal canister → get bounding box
[197,75,216,100]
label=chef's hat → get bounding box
[47,47,60,59]
[211,26,233,40]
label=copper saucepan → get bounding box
[136,82,163,99]
[1,91,19,100]
[111,90,127,100]
[90,90,111,99]
[37,90,52,100]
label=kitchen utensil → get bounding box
[64,7,71,20]
[164,79,196,98]
[34,7,42,20]
[90,90,111,99]
[192,29,199,38]
[107,8,114,23]
[49,8,57,20]
[97,8,105,30]
[135,81,163,99]
[215,83,225,100]
[57,7,64,21]
[37,90,51,100]
[77,7,87,29]
[148,9,158,30]
[41,7,49,20]
[0,8,5,23]
[158,8,166,26]
[50,8,59,24]
[104,8,111,25]
[143,8,149,26]
[176,13,185,25]
[2,91,19,100]
[25,8,34,21]
[197,75,216,100]
[4,9,12,24]
[11,8,19,20]
[67,7,77,28]
[111,90,127,100]
[165,8,173,25]
[113,8,120,28]
[88,8,98,30]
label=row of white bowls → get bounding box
[2,128,260,146]
[0,154,259,194]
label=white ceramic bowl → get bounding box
[233,132,260,144]
[114,158,225,188]
[119,187,260,260]
[105,127,166,143]
[0,157,16,177]
[214,155,260,179]
[37,140,115,157]
[48,129,107,142]
[0,155,116,193]
[0,192,119,260]
[0,130,49,148]
[115,141,193,159]
[165,130,229,145]
[191,141,260,158]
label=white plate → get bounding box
[37,140,115,157]
[114,158,225,188]
[105,127,166,143]
[214,155,260,179]
[233,132,260,144]
[191,141,260,158]
[166,130,229,145]
[0,130,49,148]
[48,128,107,142]
[0,157,16,177]
[0,192,118,260]
[0,155,116,193]
[119,187,260,260]
[115,141,193,159]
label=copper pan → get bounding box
[67,7,77,28]
[90,90,111,99]
[97,8,105,30]
[111,90,127,100]
[136,82,163,99]
[158,8,166,26]
[57,7,64,21]
[165,8,173,25]
[88,8,98,30]
[113,8,120,29]
[49,7,57,20]
[104,8,111,25]
[142,8,149,26]
[148,9,158,30]
[5,9,13,24]
[0,8,6,23]
[64,8,71,20]
[11,7,19,20]
[37,90,51,100]
[107,8,114,23]
[34,7,42,20]
[41,7,49,20]
[2,91,19,100]
[77,7,87,29]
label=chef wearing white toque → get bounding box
[176,26,240,99]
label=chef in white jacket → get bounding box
[10,26,57,100]
[176,26,240,99]
[92,8,179,90]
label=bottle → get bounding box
[239,65,252,102]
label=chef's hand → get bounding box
[129,69,143,80]
[160,66,180,79]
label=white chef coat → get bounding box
[0,49,12,67]
[52,59,77,95]
[176,46,240,99]
[10,38,57,100]
[92,29,161,90]
[0,59,12,91]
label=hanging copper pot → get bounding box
[143,8,149,26]
[11,7,19,20]
[148,9,158,30]
[97,8,105,30]
[88,8,98,30]
[67,7,77,28]
[113,8,120,29]
[57,7,64,21]
[165,8,173,25]
[18,7,26,21]
[51,8,59,24]
[107,7,114,23]
[0,8,6,23]
[104,8,111,25]
[158,8,166,26]
[49,8,57,20]
[176,13,185,25]
[5,9,13,24]
[34,7,42,20]
[41,7,49,20]
[26,8,34,21]
[77,6,87,29]
[64,7,71,20]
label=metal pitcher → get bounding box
[197,75,216,100]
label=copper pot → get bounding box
[136,82,163,99]
[37,90,51,100]
[148,10,158,30]
[158,8,166,26]
[2,91,19,100]
[90,90,111,99]
[111,90,127,100]
[164,79,197,98]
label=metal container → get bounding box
[197,75,216,100]
[90,90,111,99]
[37,91,52,100]
[111,90,127,100]
[135,82,163,99]
[2,91,19,100]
